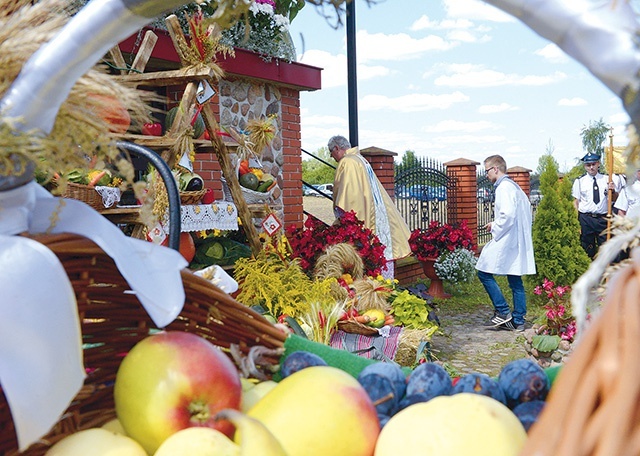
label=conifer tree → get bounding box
[528,152,590,287]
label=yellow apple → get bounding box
[375,393,527,456]
[45,428,146,456]
[153,427,239,456]
[101,418,127,435]
[248,366,379,456]
[241,380,278,413]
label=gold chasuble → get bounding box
[333,147,411,261]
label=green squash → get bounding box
[165,107,205,138]
[239,172,259,191]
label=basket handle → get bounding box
[116,141,181,251]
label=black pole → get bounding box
[116,141,181,251]
[346,0,358,147]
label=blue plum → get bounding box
[498,358,550,408]
[406,362,452,398]
[358,373,398,416]
[392,392,432,415]
[451,372,507,405]
[358,362,407,399]
[377,413,391,429]
[279,350,327,378]
[512,400,546,432]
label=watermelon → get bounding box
[165,107,205,138]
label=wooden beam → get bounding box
[163,14,262,256]
[129,30,158,73]
[114,66,218,87]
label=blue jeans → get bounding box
[477,271,526,325]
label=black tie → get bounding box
[593,177,600,204]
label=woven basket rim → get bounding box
[337,319,380,336]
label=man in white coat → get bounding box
[476,155,536,331]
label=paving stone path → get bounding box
[430,302,529,377]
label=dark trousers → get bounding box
[578,212,608,259]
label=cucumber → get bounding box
[256,179,274,193]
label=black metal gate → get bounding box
[394,157,455,232]
[476,171,495,245]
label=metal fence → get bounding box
[476,169,495,245]
[394,157,456,232]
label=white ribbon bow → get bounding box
[0,182,187,450]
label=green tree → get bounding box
[301,146,336,184]
[395,150,420,178]
[580,118,610,155]
[529,149,590,287]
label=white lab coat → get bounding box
[476,177,536,276]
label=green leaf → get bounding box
[532,334,561,352]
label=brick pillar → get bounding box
[360,146,398,198]
[508,166,532,197]
[444,158,480,247]
[280,87,304,229]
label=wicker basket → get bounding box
[0,233,286,455]
[337,319,379,337]
[221,176,273,205]
[520,256,640,455]
[62,182,119,210]
[179,189,207,205]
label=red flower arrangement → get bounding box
[286,211,387,277]
[408,220,475,262]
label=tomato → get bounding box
[179,232,196,263]
[142,122,163,136]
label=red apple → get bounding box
[114,331,242,455]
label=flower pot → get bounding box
[420,258,451,299]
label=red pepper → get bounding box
[238,160,250,176]
[142,122,162,136]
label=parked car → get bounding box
[477,187,494,202]
[529,189,542,204]
[408,185,447,201]
[306,183,333,197]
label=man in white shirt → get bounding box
[476,155,536,331]
[572,152,623,259]
[614,169,640,220]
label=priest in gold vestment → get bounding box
[328,136,411,278]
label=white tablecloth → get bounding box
[164,202,238,232]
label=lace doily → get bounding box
[94,186,121,208]
[164,202,239,233]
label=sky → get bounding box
[287,0,632,173]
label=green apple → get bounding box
[248,366,379,456]
[113,331,242,455]
[375,393,527,456]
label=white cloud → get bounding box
[534,44,568,63]
[442,0,514,22]
[359,91,470,112]
[298,49,390,88]
[434,134,507,144]
[557,97,588,106]
[424,120,501,133]
[478,103,518,114]
[411,15,475,31]
[432,63,567,87]
[356,30,457,62]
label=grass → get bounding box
[419,275,548,325]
